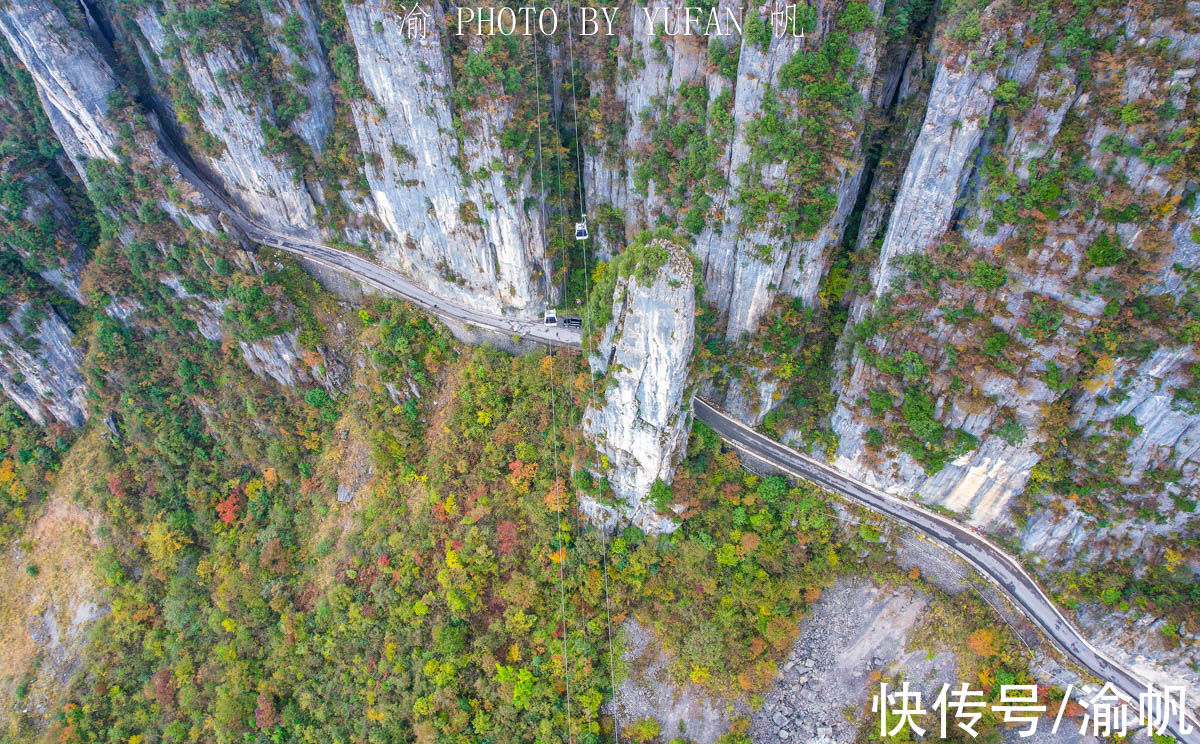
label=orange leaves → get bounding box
[542,478,566,512]
[750,636,766,657]
[548,547,566,564]
[966,627,999,658]
[508,459,538,495]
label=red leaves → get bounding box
[106,472,125,498]
[216,483,245,525]
[255,691,278,730]
[497,520,519,555]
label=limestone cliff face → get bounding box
[582,239,695,533]
[581,0,899,421]
[0,0,332,414]
[0,0,555,318]
[0,0,122,167]
[261,0,336,155]
[341,0,552,315]
[0,303,88,426]
[130,7,319,234]
[828,7,1200,536]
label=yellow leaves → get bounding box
[1164,548,1183,571]
[476,409,493,426]
[145,519,189,565]
[244,478,264,501]
[442,494,458,515]
[1082,354,1117,392]
[221,618,236,634]
[539,354,556,379]
[445,547,463,571]
[366,707,384,723]
[507,643,521,662]
[0,459,24,500]
[689,665,712,685]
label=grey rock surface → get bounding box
[583,240,695,533]
[0,302,88,426]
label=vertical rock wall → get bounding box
[342,0,552,315]
[0,303,88,426]
[582,239,696,533]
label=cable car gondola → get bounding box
[574,220,589,240]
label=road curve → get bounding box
[693,398,1199,743]
[146,117,1197,743]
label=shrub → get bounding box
[949,9,981,42]
[902,387,942,444]
[868,388,894,415]
[994,418,1026,445]
[839,2,875,32]
[648,479,673,511]
[1087,232,1125,268]
[993,80,1020,104]
[983,331,1010,357]
[967,260,1007,289]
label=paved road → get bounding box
[693,398,1199,743]
[147,117,580,348]
[146,118,1197,743]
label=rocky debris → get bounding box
[750,580,957,743]
[582,240,695,534]
[26,600,107,686]
[0,302,88,426]
[608,618,739,744]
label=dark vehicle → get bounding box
[563,317,583,329]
